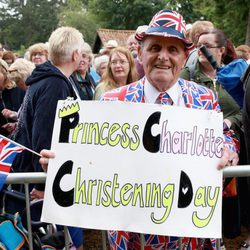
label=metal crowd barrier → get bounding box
[5,165,250,250]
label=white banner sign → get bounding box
[42,99,224,238]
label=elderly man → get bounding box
[40,10,238,250]
[127,34,139,58]
[99,9,238,250]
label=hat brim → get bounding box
[136,26,193,49]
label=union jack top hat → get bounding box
[135,9,192,49]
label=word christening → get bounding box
[52,161,220,228]
[58,107,223,158]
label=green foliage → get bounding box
[0,0,250,51]
[0,0,61,50]
[15,44,27,58]
[88,0,167,29]
[57,0,98,46]
[190,0,250,46]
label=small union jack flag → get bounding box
[0,135,24,190]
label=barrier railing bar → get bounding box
[140,233,144,250]
[24,183,33,250]
[5,164,250,250]
[5,165,250,185]
[5,172,46,184]
[223,165,250,177]
[101,230,107,250]
[64,226,70,250]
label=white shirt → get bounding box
[143,77,185,107]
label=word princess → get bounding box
[58,102,223,158]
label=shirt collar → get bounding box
[144,77,182,105]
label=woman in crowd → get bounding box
[94,46,138,100]
[1,58,35,133]
[2,50,16,66]
[71,42,97,100]
[0,59,17,136]
[235,44,250,63]
[93,54,109,80]
[27,42,48,66]
[180,29,241,137]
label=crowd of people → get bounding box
[1,7,250,250]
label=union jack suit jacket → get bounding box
[102,77,237,250]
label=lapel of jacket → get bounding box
[178,78,204,109]
[124,78,145,103]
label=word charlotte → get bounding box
[58,103,223,158]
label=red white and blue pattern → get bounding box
[102,77,239,250]
[149,10,186,35]
[158,92,174,105]
[135,9,193,49]
[0,136,24,190]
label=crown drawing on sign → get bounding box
[59,102,80,118]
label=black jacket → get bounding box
[243,65,250,164]
[12,61,76,187]
[0,88,25,136]
[71,71,97,100]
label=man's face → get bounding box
[138,36,187,92]
[127,35,139,58]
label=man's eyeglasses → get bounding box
[110,60,129,66]
[197,44,221,49]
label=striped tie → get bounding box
[158,92,173,105]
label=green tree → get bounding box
[58,0,98,46]
[0,0,62,50]
[163,0,200,23]
[191,0,250,46]
[88,0,168,30]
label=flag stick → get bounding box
[0,134,42,157]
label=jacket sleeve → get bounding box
[31,78,73,174]
[243,74,250,163]
[211,88,239,153]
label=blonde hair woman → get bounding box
[8,58,35,90]
[1,59,35,133]
[0,59,15,90]
[27,43,49,66]
[0,59,19,135]
[94,46,138,100]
